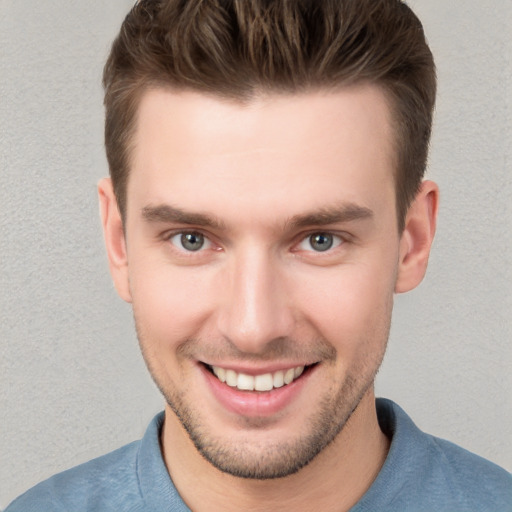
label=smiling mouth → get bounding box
[205,364,315,392]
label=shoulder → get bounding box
[358,399,512,511]
[426,434,512,509]
[4,441,144,512]
[5,412,173,512]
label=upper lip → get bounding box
[200,361,317,375]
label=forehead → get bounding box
[128,86,396,227]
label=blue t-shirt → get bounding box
[6,399,512,511]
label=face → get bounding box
[108,86,406,479]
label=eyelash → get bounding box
[296,232,344,253]
[167,231,214,253]
[165,230,347,256]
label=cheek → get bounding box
[294,260,396,349]
[129,260,218,344]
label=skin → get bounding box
[99,85,438,511]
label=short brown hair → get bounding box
[103,0,436,230]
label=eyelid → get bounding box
[165,229,215,253]
[160,228,349,255]
[293,231,347,252]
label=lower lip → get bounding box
[201,365,313,418]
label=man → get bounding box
[6,0,511,510]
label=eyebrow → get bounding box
[142,202,373,232]
[287,203,374,229]
[141,204,226,229]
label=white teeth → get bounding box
[273,370,284,388]
[254,373,273,391]
[213,366,226,383]
[237,373,255,391]
[225,369,237,387]
[284,368,295,385]
[212,365,306,391]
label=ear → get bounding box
[395,180,439,293]
[98,178,132,303]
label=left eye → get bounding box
[297,233,343,252]
[170,232,212,252]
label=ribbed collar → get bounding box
[134,399,417,512]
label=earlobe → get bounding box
[98,178,132,303]
[395,180,439,293]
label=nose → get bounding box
[216,246,295,354]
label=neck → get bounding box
[161,389,389,512]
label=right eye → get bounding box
[169,232,212,252]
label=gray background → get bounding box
[1,0,511,507]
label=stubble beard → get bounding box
[163,366,379,479]
[135,327,389,481]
